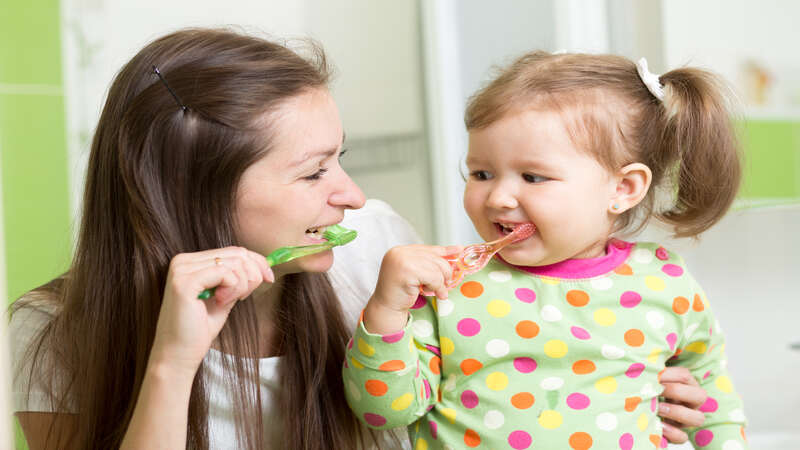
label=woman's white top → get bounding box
[9,199,420,449]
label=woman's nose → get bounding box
[329,167,366,210]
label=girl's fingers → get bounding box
[660,420,689,444]
[658,401,706,428]
[660,366,700,386]
[661,381,708,409]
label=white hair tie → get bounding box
[636,57,664,101]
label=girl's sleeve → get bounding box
[343,295,442,430]
[667,282,749,449]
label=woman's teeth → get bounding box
[305,226,328,239]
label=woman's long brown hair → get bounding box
[14,28,366,449]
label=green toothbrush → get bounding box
[197,224,357,300]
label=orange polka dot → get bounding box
[429,356,441,375]
[566,290,590,307]
[741,426,747,441]
[624,329,645,347]
[672,296,690,314]
[365,379,388,396]
[460,281,484,298]
[572,359,596,375]
[624,396,641,412]
[460,358,483,376]
[378,360,405,371]
[657,368,666,383]
[693,294,705,311]
[649,434,661,447]
[516,320,540,339]
[614,264,633,275]
[569,431,593,450]
[464,428,481,447]
[511,392,535,409]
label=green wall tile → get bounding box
[739,120,800,199]
[0,0,63,85]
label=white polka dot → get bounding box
[729,409,746,422]
[437,299,454,317]
[484,410,504,429]
[640,383,657,397]
[541,305,563,322]
[443,373,458,392]
[488,270,512,282]
[347,379,361,402]
[646,311,664,329]
[632,248,654,264]
[596,412,618,431]
[540,377,564,391]
[686,323,699,337]
[591,277,613,290]
[486,339,510,358]
[601,344,625,359]
[412,320,433,338]
[720,358,728,369]
[444,446,455,450]
[722,440,744,450]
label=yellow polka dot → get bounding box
[685,342,708,354]
[593,308,616,327]
[637,413,649,431]
[544,340,568,358]
[715,375,733,393]
[538,410,563,429]
[487,299,512,317]
[358,338,375,356]
[415,438,428,450]
[430,297,438,312]
[595,376,617,394]
[391,393,414,411]
[409,338,415,353]
[645,276,666,291]
[441,337,455,355]
[486,372,509,391]
[647,347,663,364]
[441,407,457,424]
[541,276,561,285]
[351,357,364,369]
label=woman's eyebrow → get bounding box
[290,133,346,168]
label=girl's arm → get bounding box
[658,366,708,444]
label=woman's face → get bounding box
[236,88,365,276]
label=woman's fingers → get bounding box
[660,420,689,444]
[658,400,705,428]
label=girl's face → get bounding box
[464,109,619,267]
[236,88,365,276]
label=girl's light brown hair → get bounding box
[465,51,742,238]
[13,28,367,449]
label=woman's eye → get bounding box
[338,148,348,159]
[522,173,548,183]
[303,167,328,181]
[470,170,492,181]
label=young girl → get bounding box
[344,52,748,449]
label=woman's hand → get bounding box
[364,245,460,334]
[148,246,274,376]
[658,366,708,443]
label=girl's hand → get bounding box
[658,366,708,443]
[148,246,274,377]
[364,245,460,334]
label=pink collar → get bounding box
[497,239,633,279]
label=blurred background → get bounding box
[2,0,798,448]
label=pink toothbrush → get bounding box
[436,223,536,290]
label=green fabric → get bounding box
[344,243,748,449]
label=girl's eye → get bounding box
[470,170,492,181]
[303,167,328,181]
[522,173,548,183]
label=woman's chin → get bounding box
[287,250,334,274]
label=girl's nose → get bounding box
[486,182,519,210]
[329,166,366,210]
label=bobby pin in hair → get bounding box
[152,66,188,112]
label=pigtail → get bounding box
[653,68,742,237]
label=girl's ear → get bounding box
[609,163,652,214]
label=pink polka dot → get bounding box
[666,333,677,351]
[703,370,711,380]
[364,413,387,427]
[513,357,537,373]
[625,363,645,378]
[571,326,591,340]
[661,264,684,277]
[656,246,669,260]
[425,344,441,356]
[457,318,481,337]
[508,430,532,449]
[347,338,353,349]
[429,420,438,439]
[620,291,642,308]
[515,288,536,303]
[695,429,714,446]
[382,330,405,343]
[411,295,427,309]
[699,396,718,413]
[660,436,668,448]
[651,397,657,412]
[461,390,479,409]
[566,392,590,410]
[619,433,633,450]
[423,379,431,399]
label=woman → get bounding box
[10,28,706,449]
